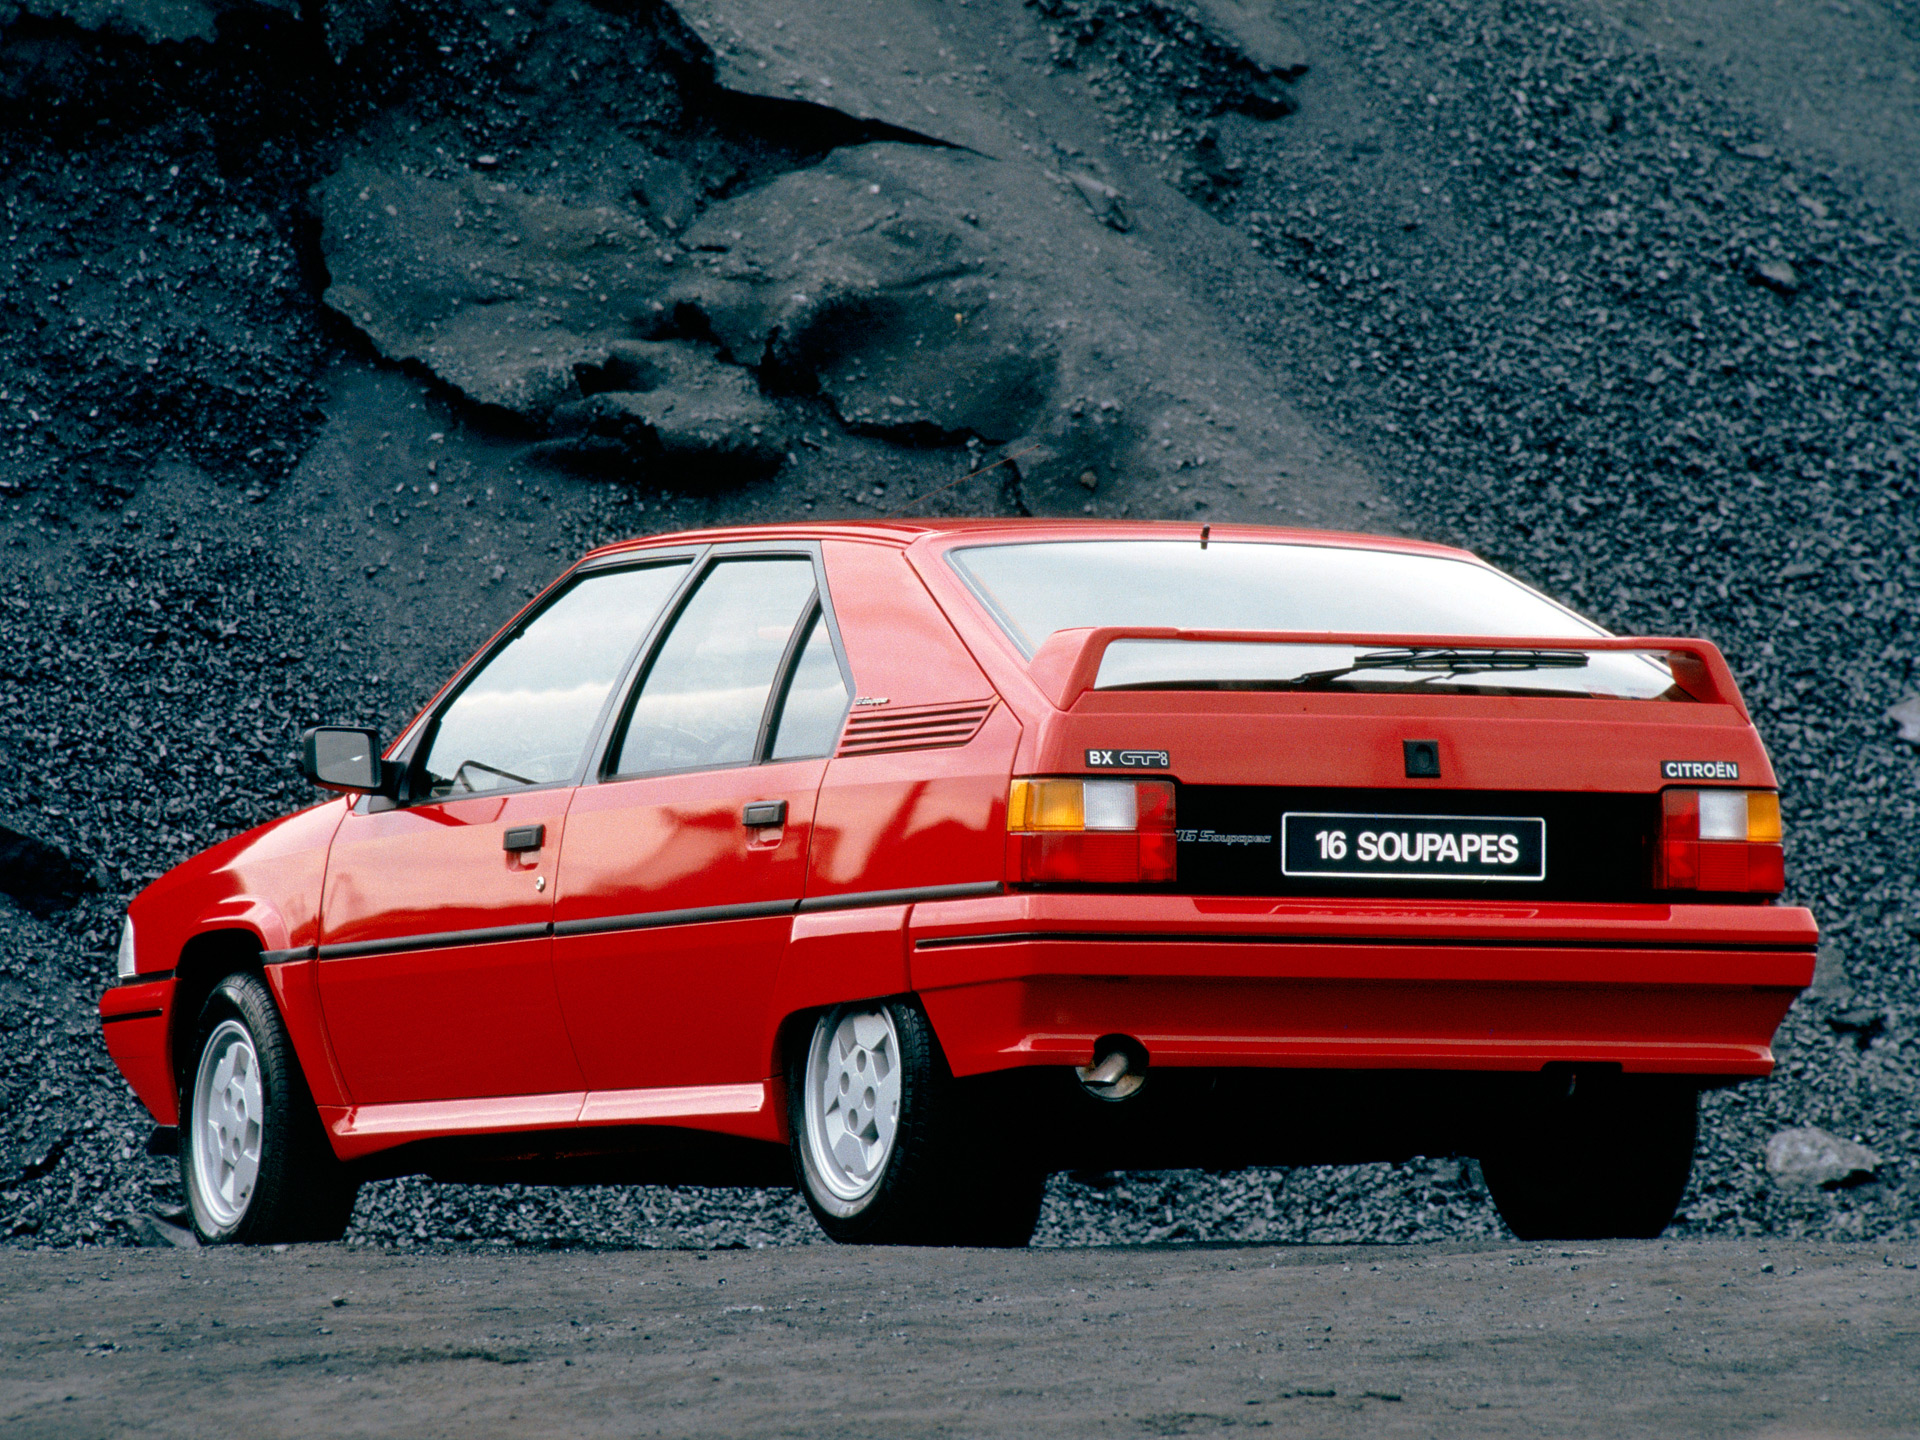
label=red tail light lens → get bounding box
[1007,778,1176,885]
[1656,789,1783,895]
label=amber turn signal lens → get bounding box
[1007,778,1176,884]
[1656,787,1784,895]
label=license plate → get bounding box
[1281,812,1546,881]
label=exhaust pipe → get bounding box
[1076,1037,1148,1102]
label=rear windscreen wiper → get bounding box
[1289,646,1592,689]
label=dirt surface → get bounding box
[4,1239,1919,1437]
[2,0,1918,1253]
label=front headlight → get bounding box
[115,915,137,981]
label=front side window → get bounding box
[613,557,819,776]
[419,562,689,798]
[949,539,1674,700]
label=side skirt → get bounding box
[352,1122,793,1189]
[321,1081,779,1162]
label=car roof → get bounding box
[581,517,1482,565]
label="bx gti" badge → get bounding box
[1086,748,1170,770]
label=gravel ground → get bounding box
[2,0,1916,1252]
[5,1240,1918,1437]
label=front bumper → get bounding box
[100,977,179,1126]
[908,894,1818,1079]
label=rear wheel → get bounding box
[181,972,358,1244]
[790,1000,1042,1247]
[1479,1075,1697,1240]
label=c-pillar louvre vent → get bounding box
[836,699,997,757]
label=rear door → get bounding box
[552,547,852,1105]
[316,559,692,1105]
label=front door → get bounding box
[552,552,851,1101]
[316,559,692,1105]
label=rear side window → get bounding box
[613,557,818,776]
[420,562,689,798]
[769,610,851,760]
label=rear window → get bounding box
[948,539,1678,700]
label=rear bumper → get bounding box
[100,978,179,1126]
[908,894,1817,1079]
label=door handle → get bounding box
[742,801,787,829]
[503,823,545,853]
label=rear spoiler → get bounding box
[1025,627,1749,718]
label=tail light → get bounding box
[1656,788,1784,894]
[1007,778,1176,885]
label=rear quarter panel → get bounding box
[806,540,1019,899]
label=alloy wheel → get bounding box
[190,1018,264,1230]
[803,1007,904,1204]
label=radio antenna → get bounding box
[894,444,1042,515]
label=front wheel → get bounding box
[181,972,358,1244]
[789,1000,1042,1247]
[1479,1075,1697,1241]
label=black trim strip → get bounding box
[102,1007,164,1024]
[551,883,1010,939]
[121,969,175,985]
[554,900,796,939]
[798,882,1005,914]
[914,929,1818,954]
[755,593,821,763]
[318,922,551,962]
[312,884,1011,958]
[260,947,317,966]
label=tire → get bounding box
[1479,1075,1697,1241]
[180,971,359,1245]
[789,1000,1042,1247]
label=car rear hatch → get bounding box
[1014,628,1780,905]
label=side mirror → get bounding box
[298,726,389,793]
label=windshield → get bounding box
[948,539,1678,700]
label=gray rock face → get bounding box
[1183,0,1308,77]
[668,144,1054,442]
[0,0,293,46]
[672,0,1303,154]
[317,112,1368,503]
[549,342,788,476]
[317,160,671,421]
[1889,695,1920,745]
[313,144,1061,462]
[302,0,1377,512]
[643,0,1356,503]
[1765,1128,1882,1189]
[666,0,1002,152]
[316,161,791,477]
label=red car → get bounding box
[100,520,1817,1246]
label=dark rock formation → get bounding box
[0,819,97,916]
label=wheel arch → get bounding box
[169,928,347,1113]
[765,903,914,1082]
[170,929,269,1098]
[770,989,942,1149]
